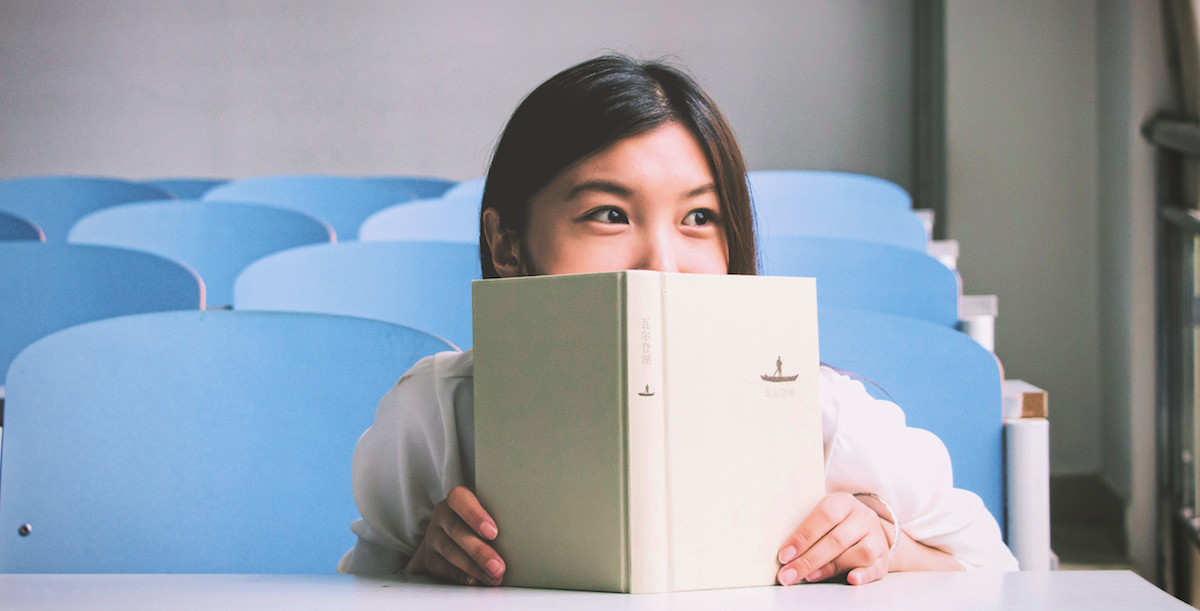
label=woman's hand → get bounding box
[776,492,893,586]
[407,486,506,586]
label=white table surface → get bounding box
[1,570,1190,610]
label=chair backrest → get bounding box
[234,241,479,350]
[358,196,479,243]
[761,236,959,327]
[0,211,44,242]
[0,176,175,242]
[0,243,203,386]
[202,175,414,241]
[0,310,454,573]
[749,170,912,211]
[361,175,457,200]
[440,176,485,201]
[142,178,229,199]
[756,198,928,252]
[68,200,335,309]
[818,308,1004,527]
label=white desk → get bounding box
[1,571,1189,610]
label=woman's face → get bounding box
[491,122,729,276]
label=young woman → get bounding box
[339,55,1018,587]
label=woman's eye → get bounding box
[584,207,629,224]
[683,209,720,226]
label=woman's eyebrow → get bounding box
[567,181,717,200]
[567,180,632,199]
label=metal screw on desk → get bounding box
[18,524,31,536]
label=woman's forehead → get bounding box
[558,123,714,185]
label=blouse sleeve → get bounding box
[337,351,473,575]
[819,366,1019,571]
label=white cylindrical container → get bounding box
[1005,418,1052,570]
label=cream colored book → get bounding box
[473,271,824,593]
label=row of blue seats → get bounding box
[1,233,958,361]
[0,174,951,313]
[0,171,926,247]
[0,307,998,574]
[0,175,452,243]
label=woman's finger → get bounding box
[777,492,894,585]
[778,492,863,556]
[421,533,479,586]
[446,486,500,540]
[845,534,891,586]
[780,521,888,585]
[779,559,837,585]
[827,528,890,582]
[426,517,501,585]
[440,507,506,583]
[776,494,859,581]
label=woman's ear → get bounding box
[481,207,522,277]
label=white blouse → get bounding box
[339,350,1018,575]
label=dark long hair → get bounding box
[478,55,757,278]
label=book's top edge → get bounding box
[472,270,667,285]
[472,271,814,284]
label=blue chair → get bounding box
[234,241,479,349]
[749,170,912,211]
[0,176,174,242]
[440,176,485,202]
[761,236,959,327]
[362,175,457,200]
[0,211,43,242]
[359,196,479,243]
[756,199,928,253]
[818,308,1004,529]
[68,200,335,309]
[203,175,416,241]
[0,242,203,391]
[0,310,454,573]
[143,178,229,199]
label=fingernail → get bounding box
[466,577,477,586]
[480,522,498,540]
[779,545,797,564]
[805,568,824,583]
[778,567,797,585]
[486,558,504,577]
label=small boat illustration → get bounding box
[638,384,655,397]
[761,373,799,382]
[762,356,798,382]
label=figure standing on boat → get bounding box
[762,357,799,382]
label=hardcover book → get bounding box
[473,271,824,593]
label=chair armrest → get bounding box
[959,294,998,352]
[928,238,959,271]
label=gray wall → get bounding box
[945,0,1162,577]
[0,1,914,184]
[946,0,1101,477]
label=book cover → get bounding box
[473,271,824,593]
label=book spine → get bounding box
[624,271,669,593]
